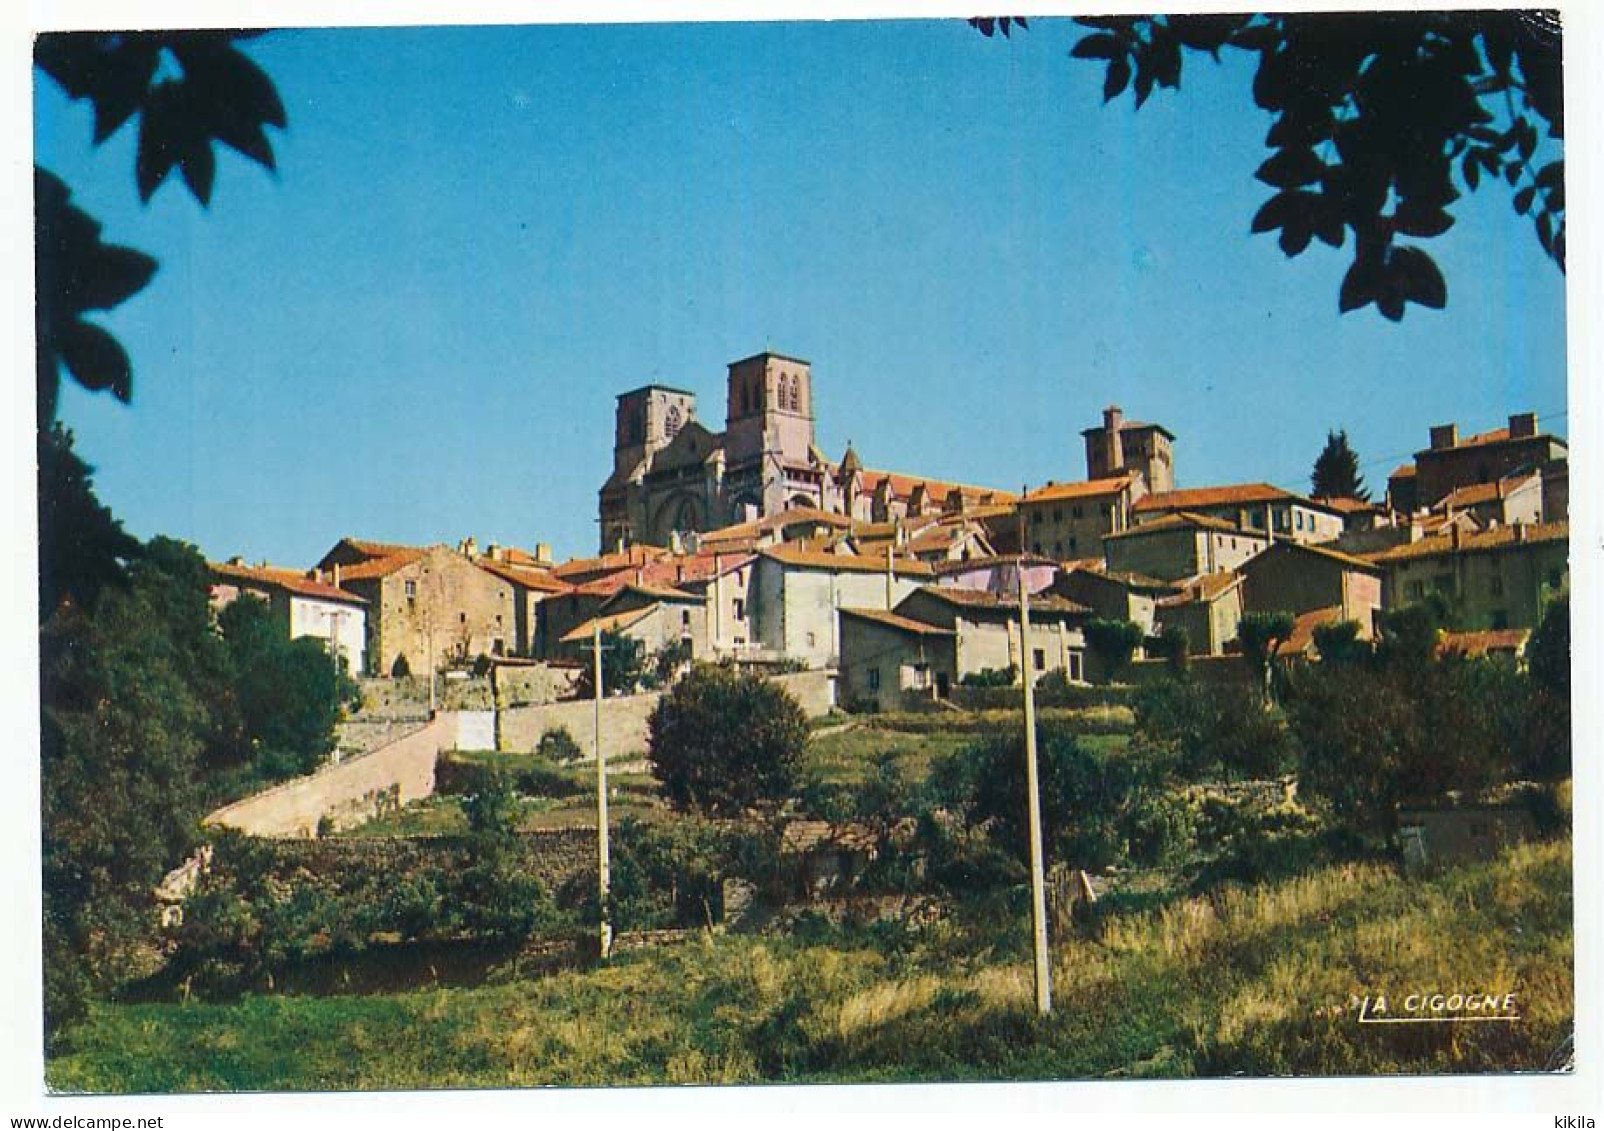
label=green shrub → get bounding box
[960,666,1017,689]
[648,664,807,817]
[536,727,584,765]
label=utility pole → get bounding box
[1017,489,1052,1015]
[591,619,613,960]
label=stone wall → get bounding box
[205,713,457,838]
[241,827,599,893]
[498,669,837,759]
[491,662,579,708]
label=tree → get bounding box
[933,721,1178,870]
[1311,618,1372,666]
[1238,610,1296,692]
[1311,429,1370,500]
[40,535,238,1046]
[647,664,807,817]
[218,595,355,778]
[35,32,287,430]
[1084,618,1145,683]
[571,629,648,699]
[37,424,141,618]
[978,12,1563,320]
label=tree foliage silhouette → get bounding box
[34,31,286,430]
[1311,428,1369,500]
[972,11,1563,320]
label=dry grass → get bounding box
[50,837,1571,1091]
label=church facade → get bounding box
[597,350,1015,552]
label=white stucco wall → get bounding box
[288,595,367,674]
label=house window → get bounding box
[1053,541,1062,558]
[460,612,467,623]
[1069,536,1078,555]
[1491,609,1509,630]
[1073,505,1084,519]
[1406,581,1427,601]
[493,639,505,655]
[868,667,881,691]
[1033,648,1046,672]
[405,580,417,597]
[1068,651,1083,682]
[734,598,746,620]
[1296,511,1305,531]
[1053,508,1062,523]
[807,632,817,648]
[682,609,692,628]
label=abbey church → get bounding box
[597,350,1021,552]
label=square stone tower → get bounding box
[724,352,814,470]
[612,384,698,478]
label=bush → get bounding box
[648,663,808,817]
[932,721,1179,871]
[1085,619,1145,683]
[537,727,584,765]
[1135,680,1300,782]
[960,665,1017,688]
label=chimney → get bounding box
[1104,405,1125,472]
[1509,412,1537,439]
[228,555,245,566]
[1429,423,1459,450]
[535,542,553,565]
[487,542,502,562]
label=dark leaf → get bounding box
[1071,34,1122,61]
[1461,151,1480,191]
[1393,246,1447,310]
[179,142,216,206]
[1504,161,1522,186]
[1134,66,1156,109]
[1251,190,1317,235]
[134,85,183,201]
[1104,56,1132,102]
[1513,185,1535,215]
[1314,209,1345,249]
[59,320,133,401]
[77,245,159,311]
[1150,33,1183,89]
[1377,291,1406,322]
[1394,200,1455,238]
[1536,210,1553,253]
[1279,222,1313,256]
[1255,146,1324,188]
[970,17,997,37]
[1339,254,1378,313]
[1536,160,1563,191]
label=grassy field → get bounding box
[50,837,1571,1091]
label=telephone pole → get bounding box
[591,620,613,959]
[1017,490,1052,1015]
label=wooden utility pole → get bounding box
[1018,491,1052,1015]
[591,620,613,959]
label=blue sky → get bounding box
[33,18,1568,565]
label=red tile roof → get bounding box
[550,544,671,581]
[913,585,1088,616]
[1134,483,1298,512]
[475,559,572,593]
[760,546,935,577]
[1019,475,1136,505]
[1389,464,1418,480]
[1437,628,1532,658]
[1109,510,1249,539]
[558,605,659,644]
[1364,521,1568,564]
[1275,606,1345,657]
[1315,496,1382,515]
[333,547,428,581]
[839,607,956,636]
[210,561,367,605]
